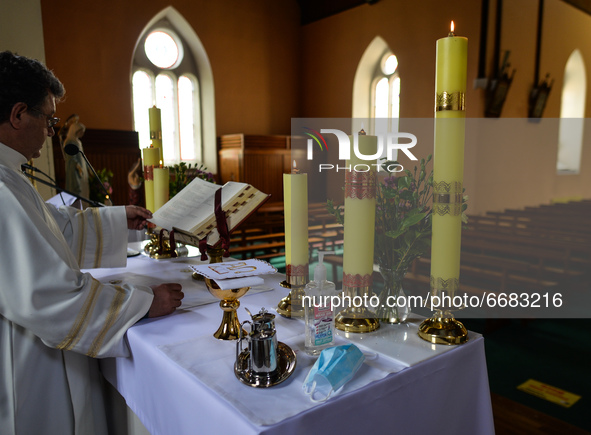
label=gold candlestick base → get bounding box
[334,285,380,333]
[144,229,174,259]
[277,270,308,318]
[335,310,380,333]
[205,278,250,340]
[418,310,468,345]
[276,286,305,318]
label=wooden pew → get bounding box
[228,232,324,261]
[462,228,591,269]
[467,214,591,244]
[485,211,591,237]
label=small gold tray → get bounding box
[234,342,296,388]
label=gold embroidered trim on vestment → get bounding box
[77,211,87,266]
[92,208,103,268]
[57,279,101,351]
[87,284,125,357]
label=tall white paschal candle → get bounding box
[431,21,467,298]
[283,161,309,284]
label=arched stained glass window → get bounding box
[557,49,586,174]
[155,73,176,162]
[178,75,199,161]
[132,27,202,166]
[132,70,153,150]
[372,53,400,136]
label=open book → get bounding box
[148,178,270,247]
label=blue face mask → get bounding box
[302,343,365,402]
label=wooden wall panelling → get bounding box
[218,134,306,204]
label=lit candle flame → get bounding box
[292,160,300,174]
[448,21,455,37]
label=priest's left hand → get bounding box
[125,205,153,230]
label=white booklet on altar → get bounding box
[190,259,277,290]
[190,259,277,280]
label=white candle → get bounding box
[142,147,160,212]
[431,21,468,295]
[149,106,163,161]
[284,161,309,280]
[342,131,377,287]
[153,166,169,212]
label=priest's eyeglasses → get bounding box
[28,107,60,129]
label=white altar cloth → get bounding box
[97,248,495,435]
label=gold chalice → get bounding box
[204,278,250,340]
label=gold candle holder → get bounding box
[335,283,380,333]
[144,228,174,259]
[418,309,468,345]
[204,278,250,340]
[277,265,308,318]
[418,277,468,345]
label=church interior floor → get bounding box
[463,318,591,434]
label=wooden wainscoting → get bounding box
[218,134,309,204]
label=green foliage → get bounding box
[167,162,216,198]
[373,155,434,274]
[326,198,344,226]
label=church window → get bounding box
[132,27,202,165]
[557,49,586,174]
[372,52,400,138]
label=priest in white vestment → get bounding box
[0,51,184,435]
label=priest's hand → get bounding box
[125,205,152,230]
[148,283,184,317]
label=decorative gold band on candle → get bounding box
[285,264,309,286]
[144,164,154,181]
[345,170,377,199]
[150,130,163,140]
[433,180,462,216]
[343,272,372,288]
[430,275,460,293]
[435,91,465,112]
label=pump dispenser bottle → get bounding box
[304,251,337,355]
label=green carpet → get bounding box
[462,318,591,432]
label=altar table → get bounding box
[97,245,495,435]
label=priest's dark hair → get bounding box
[0,50,65,123]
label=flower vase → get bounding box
[376,267,410,324]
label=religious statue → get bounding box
[58,114,89,206]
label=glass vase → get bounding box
[376,267,410,324]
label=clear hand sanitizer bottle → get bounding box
[304,251,337,355]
